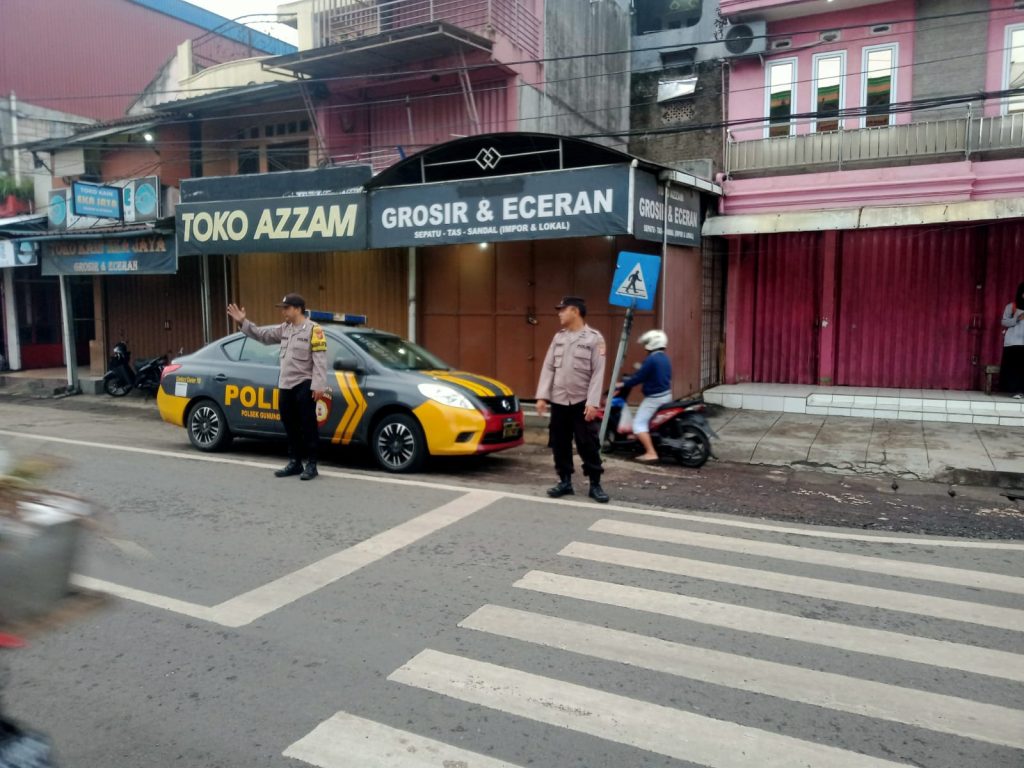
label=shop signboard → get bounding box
[175,192,367,255]
[632,170,702,247]
[0,239,40,267]
[41,235,177,275]
[71,181,123,219]
[369,165,633,248]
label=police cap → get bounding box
[555,296,587,316]
[275,293,306,309]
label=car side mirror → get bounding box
[333,356,364,374]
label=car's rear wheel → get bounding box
[187,400,233,452]
[371,412,426,473]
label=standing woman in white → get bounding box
[1000,281,1024,399]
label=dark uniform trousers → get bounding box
[549,401,603,481]
[279,379,319,463]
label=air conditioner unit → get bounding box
[706,19,768,60]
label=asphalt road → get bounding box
[1,398,1022,768]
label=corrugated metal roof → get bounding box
[128,0,296,54]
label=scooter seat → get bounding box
[664,396,704,409]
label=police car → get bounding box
[156,312,524,472]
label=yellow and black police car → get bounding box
[156,312,524,472]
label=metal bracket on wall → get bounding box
[300,83,329,166]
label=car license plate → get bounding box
[502,419,522,439]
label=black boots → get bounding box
[548,475,609,503]
[588,482,609,504]
[275,460,303,478]
[547,475,574,498]
[275,459,317,479]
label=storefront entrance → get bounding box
[12,266,92,369]
[418,237,657,397]
[727,222,1022,391]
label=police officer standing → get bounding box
[535,296,609,503]
[226,293,328,481]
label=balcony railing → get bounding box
[727,112,1024,176]
[310,0,541,59]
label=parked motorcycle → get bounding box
[103,341,167,397]
[601,394,717,468]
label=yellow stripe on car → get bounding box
[429,372,493,397]
[331,371,356,444]
[342,373,367,443]
[331,371,368,445]
[462,372,513,396]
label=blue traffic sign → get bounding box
[609,251,661,311]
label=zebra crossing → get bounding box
[285,510,1024,767]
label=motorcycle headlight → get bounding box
[418,383,475,410]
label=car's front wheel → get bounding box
[371,412,427,473]
[187,400,233,452]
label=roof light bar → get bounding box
[308,310,368,326]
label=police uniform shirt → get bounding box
[240,319,328,391]
[536,325,606,407]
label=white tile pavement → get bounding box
[705,385,1024,479]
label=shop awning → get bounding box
[703,197,1024,236]
[263,22,492,78]
[0,214,46,234]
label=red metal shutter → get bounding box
[751,232,822,384]
[836,227,979,390]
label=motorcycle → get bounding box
[102,341,168,397]
[601,393,717,468]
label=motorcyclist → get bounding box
[619,329,673,463]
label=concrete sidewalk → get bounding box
[706,408,1024,487]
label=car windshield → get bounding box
[346,332,450,371]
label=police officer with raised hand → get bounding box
[226,293,328,481]
[535,296,609,503]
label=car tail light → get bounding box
[161,363,182,381]
[650,407,684,429]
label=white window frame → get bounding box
[1003,23,1024,115]
[811,50,846,133]
[764,57,798,139]
[860,43,898,128]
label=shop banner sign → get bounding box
[72,181,123,219]
[41,235,177,276]
[175,193,367,255]
[0,240,40,267]
[369,165,632,248]
[632,170,701,247]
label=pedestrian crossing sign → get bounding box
[609,251,661,310]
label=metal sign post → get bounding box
[58,274,80,394]
[600,251,662,447]
[598,302,635,447]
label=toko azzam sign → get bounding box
[175,192,367,255]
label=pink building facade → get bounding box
[267,0,629,172]
[711,0,1024,392]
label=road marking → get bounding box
[213,490,500,627]
[514,571,1024,682]
[74,490,500,627]
[460,604,1024,749]
[389,649,914,768]
[71,574,216,622]
[2,427,1020,551]
[284,710,522,767]
[561,541,1024,631]
[589,519,1024,594]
